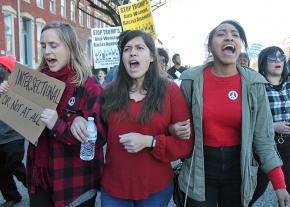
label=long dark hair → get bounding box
[102,30,168,123]
[207,20,248,53]
[258,46,288,83]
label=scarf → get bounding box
[30,65,76,191]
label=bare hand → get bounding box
[0,81,9,94]
[119,132,152,153]
[168,119,191,140]
[40,109,58,130]
[274,122,290,134]
[276,189,290,207]
[70,116,88,143]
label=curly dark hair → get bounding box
[158,48,169,65]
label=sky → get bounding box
[151,0,290,67]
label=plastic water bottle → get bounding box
[80,117,97,161]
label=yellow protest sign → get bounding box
[118,0,157,39]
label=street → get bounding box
[0,182,279,206]
[0,141,279,206]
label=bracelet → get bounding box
[150,136,156,148]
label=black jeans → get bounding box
[30,187,97,207]
[249,135,290,206]
[0,140,26,202]
[183,146,242,207]
[275,135,290,193]
[248,168,268,207]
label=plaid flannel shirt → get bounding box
[266,76,290,122]
[26,77,106,207]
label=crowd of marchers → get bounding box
[1,19,290,207]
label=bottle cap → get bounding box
[88,117,94,121]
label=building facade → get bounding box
[0,0,111,69]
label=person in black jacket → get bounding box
[167,53,187,80]
[0,56,26,207]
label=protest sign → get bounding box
[92,26,122,69]
[0,63,65,145]
[248,43,264,60]
[118,0,157,39]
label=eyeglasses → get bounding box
[267,54,286,62]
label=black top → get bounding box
[167,66,187,79]
[0,121,24,144]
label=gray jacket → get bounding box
[178,62,282,207]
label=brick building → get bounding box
[0,0,112,69]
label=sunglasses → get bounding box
[267,54,286,62]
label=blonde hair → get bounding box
[38,21,92,86]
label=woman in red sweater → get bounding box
[71,30,193,207]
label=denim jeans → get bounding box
[101,181,173,207]
[184,146,242,207]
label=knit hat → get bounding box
[0,56,16,72]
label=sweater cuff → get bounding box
[268,167,286,190]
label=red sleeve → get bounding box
[268,167,286,190]
[51,77,106,146]
[151,82,194,162]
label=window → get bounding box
[4,14,15,55]
[93,12,98,28]
[61,0,66,18]
[94,12,101,28]
[36,0,44,8]
[22,17,34,67]
[79,5,84,26]
[87,39,92,64]
[87,8,91,28]
[70,0,75,22]
[36,22,44,63]
[49,0,56,14]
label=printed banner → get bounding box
[118,0,157,39]
[92,26,122,69]
[0,63,65,145]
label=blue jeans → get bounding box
[101,181,173,207]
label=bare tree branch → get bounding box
[77,0,166,27]
[78,5,114,26]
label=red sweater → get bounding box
[102,81,194,199]
[203,67,242,146]
[203,67,285,189]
